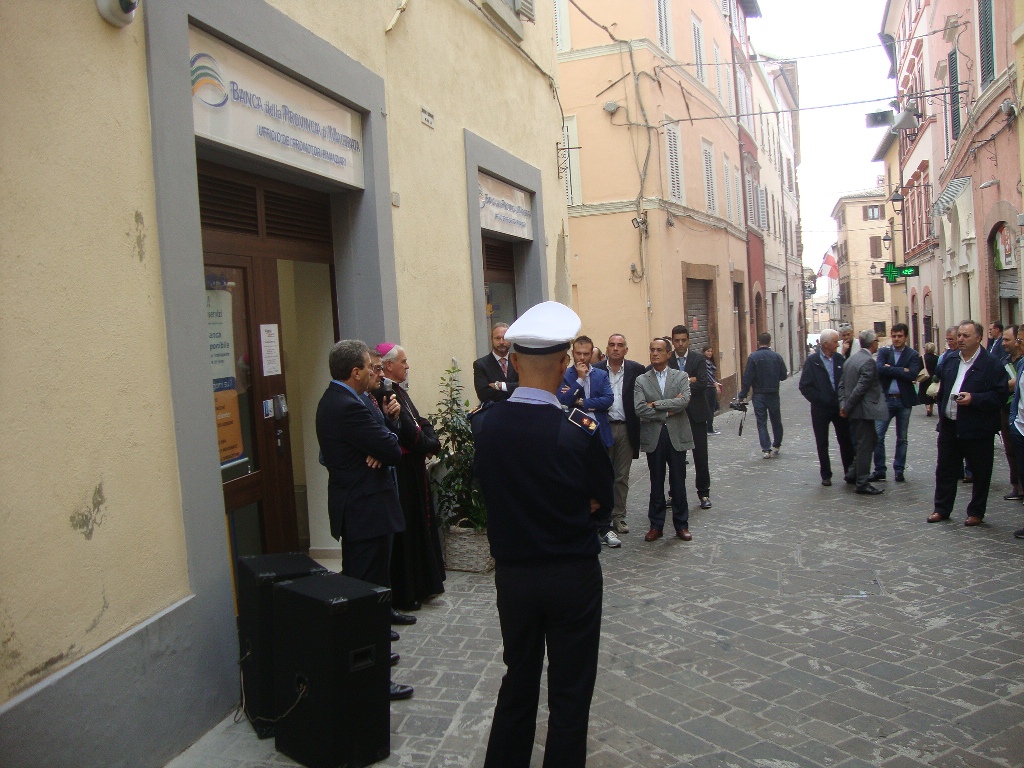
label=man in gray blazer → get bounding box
[634,337,695,541]
[839,329,888,495]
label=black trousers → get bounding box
[484,558,602,768]
[646,425,689,532]
[341,533,393,588]
[934,420,995,519]
[811,406,854,480]
[689,421,711,497]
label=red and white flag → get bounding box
[817,250,839,279]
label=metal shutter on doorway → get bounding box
[999,268,1019,299]
[197,173,259,235]
[685,279,711,350]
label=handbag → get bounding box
[926,380,940,398]
[915,368,931,384]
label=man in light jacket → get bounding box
[634,337,695,542]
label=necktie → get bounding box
[500,358,507,377]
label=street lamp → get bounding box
[882,232,892,250]
[889,191,905,216]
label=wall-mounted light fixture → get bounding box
[979,178,1000,190]
[889,191,905,216]
[603,101,621,115]
[96,0,139,27]
[882,233,892,250]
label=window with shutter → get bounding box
[723,155,732,221]
[978,0,994,86]
[692,17,705,83]
[515,0,535,21]
[666,124,683,203]
[726,70,734,114]
[746,175,755,227]
[714,44,722,101]
[561,117,582,205]
[862,206,869,221]
[870,236,882,259]
[553,0,571,52]
[758,187,768,230]
[734,168,742,226]
[948,50,961,140]
[702,141,716,214]
[721,0,730,15]
[656,0,673,55]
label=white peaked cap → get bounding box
[504,301,582,355]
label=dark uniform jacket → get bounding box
[472,400,614,564]
[315,382,404,542]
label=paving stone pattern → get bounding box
[166,377,1024,768]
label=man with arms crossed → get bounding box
[474,322,518,404]
[594,334,646,534]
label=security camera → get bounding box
[96,0,139,28]
[1000,99,1017,118]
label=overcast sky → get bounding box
[747,0,894,273]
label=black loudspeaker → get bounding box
[273,573,392,768]
[236,553,329,738]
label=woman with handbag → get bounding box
[918,342,939,416]
[374,343,447,610]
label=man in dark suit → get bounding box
[594,334,646,534]
[871,323,922,483]
[839,330,888,495]
[986,321,1005,362]
[668,325,713,509]
[798,328,853,486]
[472,301,613,768]
[928,321,1008,526]
[473,322,519,404]
[315,339,413,701]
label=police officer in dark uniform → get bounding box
[472,301,614,768]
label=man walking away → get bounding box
[870,323,922,483]
[739,332,788,458]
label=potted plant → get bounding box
[428,364,493,573]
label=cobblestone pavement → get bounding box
[167,376,1024,768]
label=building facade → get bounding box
[880,0,1021,341]
[0,2,568,765]
[553,0,800,401]
[833,189,896,342]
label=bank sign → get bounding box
[479,173,533,240]
[189,27,364,188]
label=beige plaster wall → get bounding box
[267,1,568,413]
[0,4,189,702]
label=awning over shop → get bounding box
[931,177,970,217]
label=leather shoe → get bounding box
[390,629,400,642]
[894,472,905,482]
[821,478,832,487]
[699,496,712,509]
[389,682,414,701]
[844,476,856,485]
[1013,527,1024,538]
[391,609,417,625]
[867,472,886,482]
[856,484,883,495]
[964,516,984,526]
[927,512,950,523]
[395,600,422,611]
[644,528,663,542]
[676,529,692,541]
[1004,492,1024,501]
[390,653,400,667]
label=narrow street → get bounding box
[169,376,1024,768]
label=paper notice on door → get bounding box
[260,324,282,376]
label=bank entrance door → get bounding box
[199,162,337,560]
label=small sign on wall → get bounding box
[260,324,282,376]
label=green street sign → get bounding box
[882,262,920,283]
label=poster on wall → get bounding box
[208,289,244,464]
[994,224,1016,270]
[479,172,533,240]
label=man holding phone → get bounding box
[928,321,1008,526]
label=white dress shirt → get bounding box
[946,347,981,420]
[607,365,626,421]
